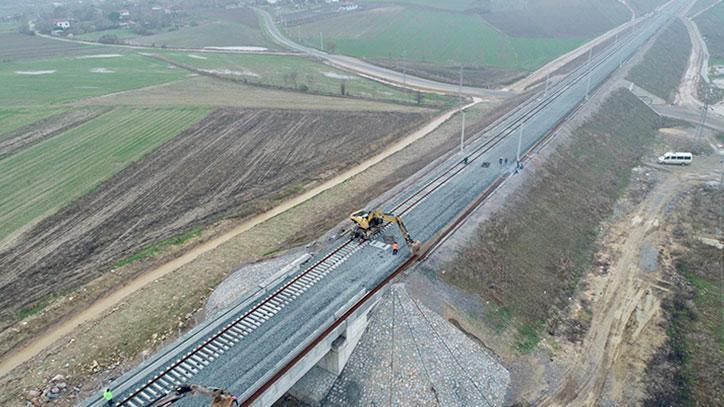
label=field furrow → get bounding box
[0,108,211,245]
[0,108,427,330]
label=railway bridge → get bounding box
[85,2,686,405]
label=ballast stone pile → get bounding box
[204,250,307,319]
[322,284,510,406]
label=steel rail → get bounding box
[116,238,366,405]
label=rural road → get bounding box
[675,10,709,108]
[87,4,686,404]
[652,104,724,131]
[256,8,507,98]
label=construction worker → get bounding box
[392,241,399,255]
[103,388,113,406]
[463,156,468,165]
[504,158,508,165]
[499,157,503,167]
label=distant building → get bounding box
[119,9,130,18]
[53,19,70,29]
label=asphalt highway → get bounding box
[85,2,687,405]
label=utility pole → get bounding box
[320,32,324,51]
[697,96,710,140]
[459,65,465,155]
[516,124,524,164]
[585,48,593,100]
[402,50,407,86]
[544,72,550,96]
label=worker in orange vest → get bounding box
[392,241,399,255]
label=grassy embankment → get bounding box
[644,186,723,405]
[626,19,691,102]
[695,0,724,103]
[443,90,669,352]
[695,0,724,60]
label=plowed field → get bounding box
[0,108,426,329]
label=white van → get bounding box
[658,152,692,165]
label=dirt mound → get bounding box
[0,108,426,330]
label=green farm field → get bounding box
[0,53,187,106]
[74,28,138,42]
[290,5,584,71]
[160,52,452,107]
[0,107,66,141]
[0,32,105,61]
[74,7,276,50]
[0,107,209,242]
[372,0,473,11]
[132,20,278,50]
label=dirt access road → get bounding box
[0,98,481,380]
[535,153,722,405]
[676,3,709,108]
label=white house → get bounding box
[53,19,70,29]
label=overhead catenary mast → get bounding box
[459,64,465,155]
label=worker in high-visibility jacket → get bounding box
[103,388,113,406]
[392,242,399,255]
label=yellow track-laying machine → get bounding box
[349,209,420,254]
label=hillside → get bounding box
[627,19,692,102]
[442,90,665,337]
[695,0,724,59]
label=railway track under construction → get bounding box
[87,4,683,405]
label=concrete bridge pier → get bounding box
[250,289,385,406]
